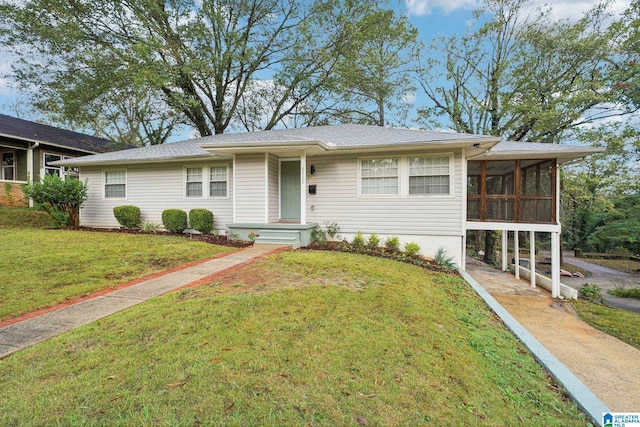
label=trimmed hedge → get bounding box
[113,205,141,229]
[189,208,214,234]
[162,209,188,233]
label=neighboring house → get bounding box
[0,114,115,206]
[56,124,600,297]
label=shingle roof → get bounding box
[55,140,213,166]
[471,140,604,163]
[54,124,601,167]
[0,114,116,153]
[197,124,496,147]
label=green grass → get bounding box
[0,251,589,426]
[0,228,233,320]
[0,205,53,228]
[608,287,640,300]
[571,299,640,350]
[580,257,640,276]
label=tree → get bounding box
[321,9,420,127]
[22,175,89,229]
[416,0,636,264]
[561,122,640,252]
[418,0,628,142]
[0,0,400,143]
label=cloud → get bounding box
[405,0,478,16]
[405,0,631,20]
[525,0,631,22]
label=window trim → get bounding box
[1,150,16,181]
[358,154,454,198]
[208,165,229,198]
[407,154,454,197]
[43,151,78,179]
[358,156,400,197]
[183,164,230,199]
[184,166,204,198]
[103,169,127,200]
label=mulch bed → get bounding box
[77,226,253,248]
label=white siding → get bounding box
[234,153,266,222]
[306,150,465,264]
[79,162,233,232]
[268,154,279,222]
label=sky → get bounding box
[0,0,633,133]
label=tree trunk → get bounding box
[484,230,499,266]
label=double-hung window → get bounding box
[104,171,126,198]
[209,166,228,197]
[186,167,203,197]
[2,152,15,180]
[360,158,399,195]
[408,156,451,195]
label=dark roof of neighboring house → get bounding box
[0,114,115,154]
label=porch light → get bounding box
[310,165,315,175]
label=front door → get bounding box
[280,160,301,221]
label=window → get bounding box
[409,156,450,195]
[44,153,62,176]
[104,171,126,198]
[361,158,398,195]
[2,152,15,180]
[209,166,227,197]
[186,167,203,197]
[43,153,78,178]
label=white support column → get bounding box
[300,151,307,225]
[501,230,508,271]
[530,230,536,287]
[26,145,34,207]
[551,231,561,298]
[264,153,269,223]
[514,231,520,279]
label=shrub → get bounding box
[325,221,341,240]
[435,247,456,270]
[113,205,141,229]
[352,231,365,252]
[162,209,188,233]
[384,236,400,252]
[578,283,602,303]
[141,220,160,233]
[189,208,214,234]
[404,242,421,257]
[367,233,380,250]
[22,174,88,228]
[311,227,327,244]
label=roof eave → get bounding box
[469,147,604,163]
[52,153,219,167]
[0,132,105,154]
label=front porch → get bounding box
[227,222,318,248]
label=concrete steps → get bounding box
[254,230,301,248]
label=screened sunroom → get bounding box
[464,142,601,298]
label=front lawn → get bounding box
[0,251,589,426]
[571,299,640,350]
[0,228,233,321]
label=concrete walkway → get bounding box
[0,244,285,359]
[466,261,640,413]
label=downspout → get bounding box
[26,142,40,207]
